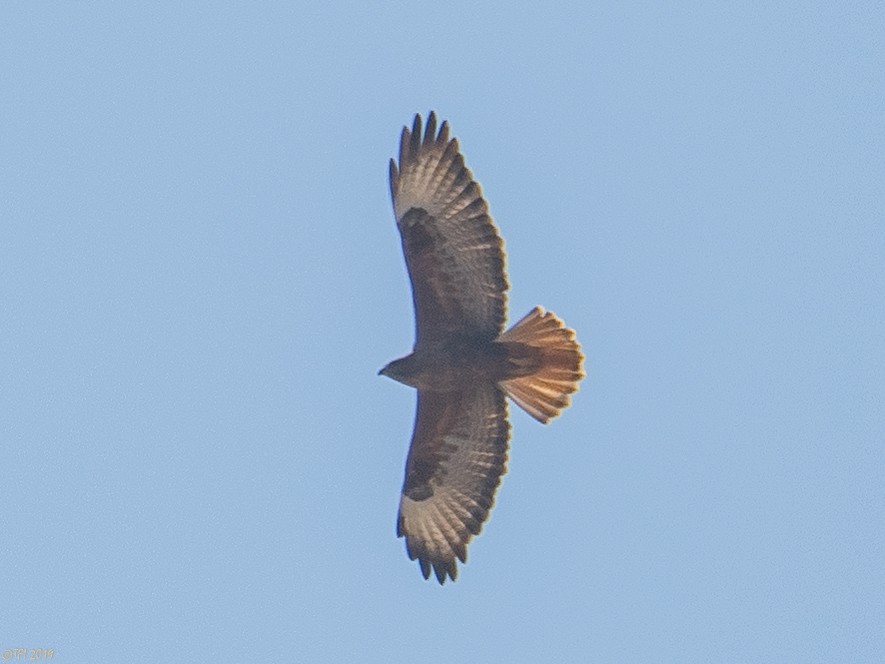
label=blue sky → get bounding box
[2,2,883,662]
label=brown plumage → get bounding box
[380,112,584,584]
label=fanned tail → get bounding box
[497,307,585,423]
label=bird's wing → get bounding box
[397,383,510,583]
[389,112,508,346]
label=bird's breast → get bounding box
[405,339,511,391]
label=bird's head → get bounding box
[378,354,419,387]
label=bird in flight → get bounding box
[380,112,585,584]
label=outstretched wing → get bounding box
[397,384,510,584]
[389,112,508,346]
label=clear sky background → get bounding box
[2,3,883,662]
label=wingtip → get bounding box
[415,557,458,585]
[432,560,457,585]
[425,110,450,145]
[405,111,446,144]
[409,114,423,157]
[438,119,449,144]
[410,550,459,585]
[395,111,454,171]
[424,111,437,143]
[388,158,398,198]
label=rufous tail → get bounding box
[497,306,585,423]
